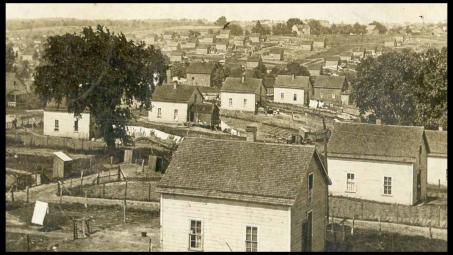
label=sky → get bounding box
[6,3,448,24]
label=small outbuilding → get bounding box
[53,151,73,179]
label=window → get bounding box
[194,94,197,102]
[346,173,355,192]
[308,173,314,204]
[189,220,202,250]
[384,177,392,195]
[243,98,247,108]
[281,92,284,99]
[54,120,59,131]
[332,93,336,99]
[174,109,178,120]
[245,226,257,252]
[157,108,162,118]
[229,98,232,107]
[74,119,79,132]
[294,94,297,101]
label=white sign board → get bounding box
[31,201,49,225]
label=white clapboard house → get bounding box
[425,130,448,187]
[327,121,428,205]
[220,76,266,113]
[156,128,331,252]
[273,75,311,106]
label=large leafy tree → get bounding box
[210,62,230,88]
[33,25,168,148]
[352,22,367,35]
[284,62,310,76]
[370,21,387,34]
[251,21,271,35]
[215,16,227,26]
[229,24,243,36]
[286,18,303,31]
[272,23,290,36]
[352,48,447,129]
[307,20,331,35]
[170,62,187,79]
[253,60,267,79]
[6,43,16,72]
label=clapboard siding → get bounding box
[160,193,291,251]
[427,156,447,186]
[43,111,91,140]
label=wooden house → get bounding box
[53,151,73,179]
[157,134,331,251]
[310,75,347,106]
[425,130,448,187]
[220,76,266,113]
[189,102,220,129]
[274,75,311,106]
[186,62,215,87]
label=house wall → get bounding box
[220,92,257,112]
[313,88,342,104]
[148,102,189,124]
[327,157,416,205]
[301,45,312,51]
[290,157,328,252]
[273,88,305,106]
[427,156,448,187]
[43,111,90,140]
[186,73,211,87]
[308,69,321,76]
[246,61,259,70]
[160,193,291,251]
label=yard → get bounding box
[326,223,447,252]
[6,201,160,252]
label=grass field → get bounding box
[326,223,447,252]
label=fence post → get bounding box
[396,204,399,224]
[103,183,106,198]
[342,218,345,241]
[80,170,84,195]
[27,234,31,251]
[110,156,113,166]
[124,181,128,201]
[26,186,29,203]
[361,201,364,220]
[429,220,433,239]
[149,183,151,201]
[84,191,88,208]
[11,187,14,202]
[123,199,127,223]
[142,159,145,173]
[438,206,441,228]
[59,181,63,204]
[438,179,441,197]
[351,216,355,236]
[378,216,381,234]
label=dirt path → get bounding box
[333,217,447,241]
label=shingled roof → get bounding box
[157,137,329,206]
[186,62,215,74]
[152,85,200,103]
[221,77,263,94]
[311,75,346,90]
[275,75,311,90]
[328,122,426,163]
[425,130,447,157]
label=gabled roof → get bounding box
[275,75,311,90]
[221,77,263,94]
[311,75,346,89]
[53,151,73,161]
[425,130,447,156]
[152,85,199,103]
[328,122,426,163]
[186,62,215,75]
[157,137,329,206]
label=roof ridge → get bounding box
[183,136,317,149]
[335,122,425,129]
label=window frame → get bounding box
[188,219,203,251]
[54,119,59,131]
[74,119,79,132]
[245,225,258,252]
[346,172,356,193]
[243,98,247,108]
[174,109,178,120]
[308,172,314,205]
[229,98,233,107]
[293,93,297,101]
[383,176,392,195]
[157,108,162,118]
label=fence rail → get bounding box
[329,196,448,229]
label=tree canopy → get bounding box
[272,23,290,36]
[370,21,387,34]
[251,21,271,36]
[215,16,227,26]
[352,47,447,130]
[33,25,168,148]
[286,18,303,30]
[6,43,15,72]
[253,60,267,79]
[170,62,187,79]
[210,62,230,88]
[229,23,243,36]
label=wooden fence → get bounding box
[329,196,447,229]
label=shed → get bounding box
[53,151,73,179]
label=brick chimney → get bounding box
[246,126,257,142]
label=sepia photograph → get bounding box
[4,3,448,252]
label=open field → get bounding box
[6,201,160,252]
[326,223,447,252]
